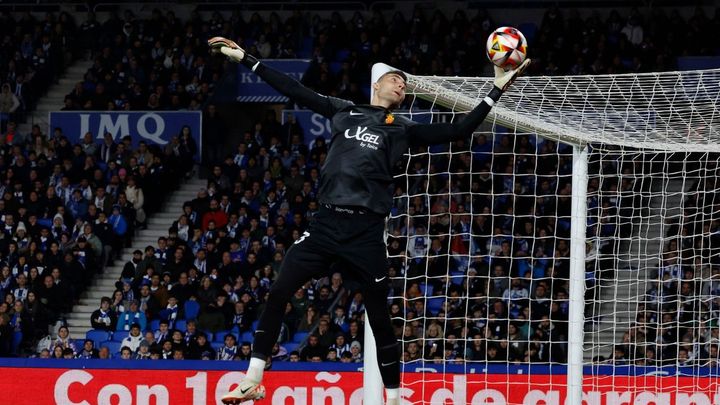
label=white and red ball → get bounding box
[486,27,527,70]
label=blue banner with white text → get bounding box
[49,111,202,158]
[281,109,445,146]
[237,59,311,103]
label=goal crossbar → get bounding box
[406,68,720,152]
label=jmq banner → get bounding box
[1,360,720,405]
[237,59,311,103]
[49,111,203,158]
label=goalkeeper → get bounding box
[209,36,529,404]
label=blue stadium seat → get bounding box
[210,342,224,353]
[335,49,350,61]
[251,320,259,331]
[214,330,232,343]
[450,271,465,285]
[516,259,530,278]
[283,342,299,353]
[102,341,121,355]
[86,330,111,347]
[149,319,160,332]
[174,319,187,332]
[298,37,314,58]
[427,297,445,314]
[450,276,464,286]
[240,332,254,344]
[11,331,22,354]
[361,86,371,99]
[112,331,129,342]
[329,62,342,74]
[201,331,213,342]
[293,331,309,343]
[183,300,200,321]
[517,22,538,43]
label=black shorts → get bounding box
[286,204,388,284]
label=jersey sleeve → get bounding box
[406,88,500,146]
[252,63,353,118]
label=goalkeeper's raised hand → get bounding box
[208,36,247,64]
[494,58,531,92]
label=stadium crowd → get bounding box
[0,5,717,365]
[0,10,77,132]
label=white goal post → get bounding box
[365,62,720,404]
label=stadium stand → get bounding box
[0,5,717,368]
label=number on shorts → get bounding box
[295,231,310,245]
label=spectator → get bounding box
[77,339,99,359]
[116,299,147,331]
[46,325,76,356]
[135,340,152,359]
[300,334,326,362]
[120,323,144,353]
[216,333,238,361]
[90,296,117,331]
[0,84,20,132]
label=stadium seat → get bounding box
[283,342,299,353]
[517,22,538,43]
[450,271,464,286]
[102,341,121,355]
[86,330,111,347]
[174,319,187,332]
[293,331,309,343]
[336,49,351,61]
[201,331,213,342]
[149,319,160,332]
[210,342,224,353]
[427,297,445,314]
[515,259,530,278]
[240,332,254,343]
[298,37,314,58]
[329,62,342,74]
[214,330,232,343]
[112,331,129,342]
[11,331,22,354]
[183,300,200,321]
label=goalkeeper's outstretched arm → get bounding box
[408,60,530,146]
[208,37,351,118]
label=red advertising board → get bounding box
[1,367,719,404]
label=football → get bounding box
[486,26,528,70]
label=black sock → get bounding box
[377,342,401,389]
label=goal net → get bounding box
[374,63,720,404]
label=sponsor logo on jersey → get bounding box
[344,126,380,149]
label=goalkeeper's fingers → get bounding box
[208,36,241,51]
[494,58,531,92]
[514,58,531,77]
[208,36,246,63]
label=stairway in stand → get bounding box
[66,178,204,340]
[17,59,94,135]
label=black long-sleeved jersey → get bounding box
[245,60,500,215]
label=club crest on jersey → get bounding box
[344,126,380,149]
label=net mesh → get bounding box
[408,69,720,152]
[386,68,720,403]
